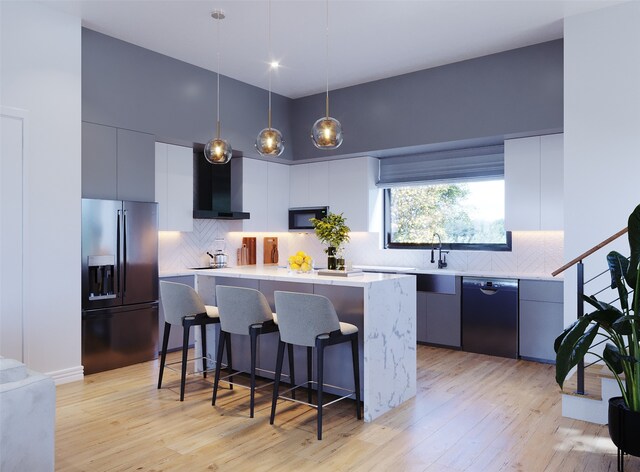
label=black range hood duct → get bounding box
[193,146,250,220]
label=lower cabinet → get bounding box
[518,279,564,363]
[414,275,562,359]
[158,275,195,353]
[416,275,461,348]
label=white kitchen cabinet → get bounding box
[267,162,290,231]
[328,157,381,232]
[241,158,289,232]
[289,161,329,208]
[154,142,193,232]
[289,157,380,232]
[540,134,564,230]
[504,133,563,231]
[241,158,268,232]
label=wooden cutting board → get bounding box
[263,237,278,264]
[242,237,256,265]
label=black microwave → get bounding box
[288,207,328,230]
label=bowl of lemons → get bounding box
[287,251,314,273]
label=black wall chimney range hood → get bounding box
[193,145,250,220]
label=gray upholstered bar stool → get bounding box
[159,281,226,401]
[270,291,361,440]
[213,285,294,418]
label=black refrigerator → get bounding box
[81,198,159,374]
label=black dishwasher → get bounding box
[462,277,518,359]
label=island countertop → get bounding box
[191,265,414,287]
[193,265,416,422]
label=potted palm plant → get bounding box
[310,212,351,270]
[555,204,640,461]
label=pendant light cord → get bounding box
[216,13,221,139]
[268,0,272,130]
[325,0,330,119]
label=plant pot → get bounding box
[608,396,640,458]
[327,246,337,270]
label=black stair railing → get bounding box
[552,227,629,396]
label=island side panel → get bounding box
[363,275,416,421]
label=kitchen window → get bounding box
[384,179,511,250]
[378,144,511,251]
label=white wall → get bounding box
[1,2,82,382]
[563,1,640,328]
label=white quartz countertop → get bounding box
[159,271,197,278]
[161,265,562,282]
[190,265,414,287]
[353,265,562,281]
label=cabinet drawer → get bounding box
[519,279,563,303]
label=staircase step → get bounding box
[562,364,605,401]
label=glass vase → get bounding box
[327,246,337,270]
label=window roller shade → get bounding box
[377,145,504,187]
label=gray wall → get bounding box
[84,29,562,162]
[82,28,294,160]
[290,40,563,160]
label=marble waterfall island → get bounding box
[193,266,416,422]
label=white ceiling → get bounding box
[45,0,624,98]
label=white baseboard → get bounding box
[47,365,84,385]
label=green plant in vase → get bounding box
[311,212,351,270]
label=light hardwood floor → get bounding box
[55,346,638,471]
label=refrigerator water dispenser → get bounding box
[88,254,116,300]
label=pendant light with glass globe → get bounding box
[311,0,343,150]
[204,9,233,165]
[255,0,284,157]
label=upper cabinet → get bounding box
[82,122,155,201]
[539,134,563,230]
[289,157,381,232]
[155,143,193,232]
[328,157,381,232]
[504,133,563,231]
[289,162,330,208]
[241,158,289,232]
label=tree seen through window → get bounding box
[387,179,507,246]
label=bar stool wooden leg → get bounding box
[180,324,190,401]
[201,323,208,378]
[307,346,313,404]
[212,329,226,406]
[158,322,171,389]
[351,334,362,420]
[316,338,325,440]
[270,340,286,425]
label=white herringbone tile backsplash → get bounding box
[159,219,243,272]
[160,224,564,276]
